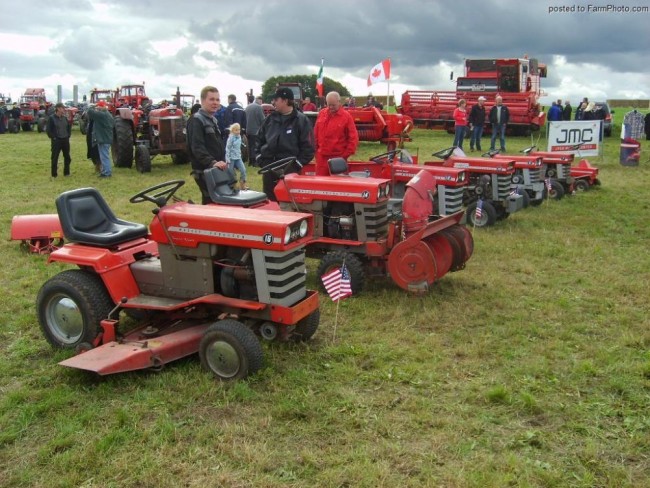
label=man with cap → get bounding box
[46,102,72,177]
[256,87,314,201]
[468,96,487,152]
[86,100,115,177]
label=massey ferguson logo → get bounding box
[361,190,370,199]
[262,233,273,245]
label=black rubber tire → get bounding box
[22,122,32,132]
[292,309,320,342]
[79,119,87,135]
[37,118,46,133]
[36,270,114,349]
[112,117,134,168]
[171,151,189,165]
[8,119,19,133]
[573,179,590,192]
[199,319,263,381]
[316,251,365,295]
[518,190,530,208]
[135,145,152,173]
[466,200,497,227]
[549,180,565,200]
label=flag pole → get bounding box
[387,58,391,110]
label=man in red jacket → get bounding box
[314,91,359,176]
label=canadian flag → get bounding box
[367,58,391,87]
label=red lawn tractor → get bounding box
[253,157,473,294]
[111,84,190,172]
[425,147,524,227]
[481,149,546,205]
[36,180,320,380]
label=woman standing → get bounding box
[453,99,468,150]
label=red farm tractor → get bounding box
[16,88,50,132]
[399,56,546,135]
[36,180,320,380]
[111,84,190,173]
[80,88,117,134]
[424,147,525,227]
[247,157,474,294]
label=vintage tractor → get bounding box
[424,147,524,227]
[251,157,474,294]
[111,84,190,172]
[80,88,117,134]
[18,88,50,132]
[36,180,319,380]
[481,149,546,206]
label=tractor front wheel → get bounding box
[549,180,565,200]
[171,151,189,165]
[292,310,320,342]
[573,179,590,192]
[466,200,497,227]
[135,145,152,173]
[8,119,19,133]
[37,118,47,133]
[112,117,134,168]
[36,270,114,349]
[317,251,365,295]
[199,320,263,381]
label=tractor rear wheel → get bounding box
[291,310,320,342]
[8,119,18,133]
[135,145,152,173]
[573,179,590,192]
[199,319,263,380]
[36,270,114,349]
[466,200,497,227]
[171,151,189,165]
[22,123,32,132]
[317,251,365,295]
[112,117,134,168]
[37,118,46,133]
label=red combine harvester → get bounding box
[111,84,190,172]
[424,147,524,227]
[36,180,320,380]
[253,158,474,294]
[398,57,546,135]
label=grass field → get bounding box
[0,111,649,487]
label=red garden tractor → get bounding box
[36,180,320,380]
[481,149,546,206]
[111,84,190,172]
[424,147,525,227]
[251,157,474,294]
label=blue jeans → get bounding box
[453,126,466,150]
[229,158,247,184]
[98,144,112,176]
[470,125,484,151]
[490,123,506,151]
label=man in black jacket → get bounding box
[186,86,227,204]
[223,94,247,140]
[46,103,72,177]
[468,96,486,152]
[256,87,315,200]
[489,96,510,152]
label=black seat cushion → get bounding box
[328,158,348,175]
[56,188,148,247]
[204,167,268,207]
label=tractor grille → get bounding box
[252,246,307,307]
[556,164,571,180]
[159,117,186,145]
[437,186,464,215]
[528,167,544,184]
[359,202,388,240]
[495,174,513,200]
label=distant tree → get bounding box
[261,75,350,103]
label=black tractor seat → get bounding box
[328,157,369,178]
[204,167,268,206]
[56,188,148,247]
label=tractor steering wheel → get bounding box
[520,145,537,155]
[482,149,500,158]
[129,180,185,207]
[370,150,400,165]
[258,156,300,175]
[431,146,456,160]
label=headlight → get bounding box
[385,183,391,197]
[299,219,308,237]
[182,128,187,135]
[153,129,159,137]
[284,226,292,245]
[458,171,466,182]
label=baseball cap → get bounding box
[478,96,486,101]
[96,100,107,107]
[272,87,294,101]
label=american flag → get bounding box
[545,178,552,192]
[510,187,519,196]
[321,263,353,302]
[475,199,483,220]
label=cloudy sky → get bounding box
[1,0,648,107]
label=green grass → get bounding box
[1,110,649,487]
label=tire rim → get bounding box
[46,294,83,344]
[205,340,241,379]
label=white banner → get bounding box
[547,120,602,156]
